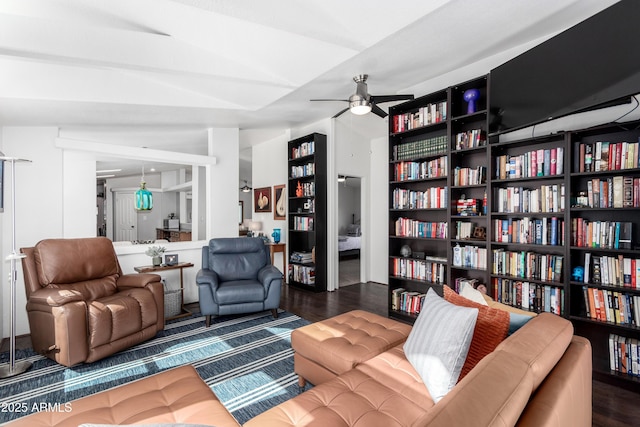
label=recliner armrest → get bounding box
[117,273,161,289]
[28,287,84,307]
[258,265,283,288]
[196,269,220,291]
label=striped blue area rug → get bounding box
[0,310,309,425]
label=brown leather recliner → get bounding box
[20,237,164,367]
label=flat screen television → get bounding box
[489,0,640,134]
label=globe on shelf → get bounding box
[400,245,412,258]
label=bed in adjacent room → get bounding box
[339,224,361,260]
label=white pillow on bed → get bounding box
[346,224,361,236]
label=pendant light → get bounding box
[240,180,252,193]
[135,165,153,211]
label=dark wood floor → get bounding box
[281,281,640,427]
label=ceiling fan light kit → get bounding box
[311,74,414,119]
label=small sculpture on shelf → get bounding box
[271,228,281,243]
[400,245,412,258]
[463,88,480,114]
[572,266,584,282]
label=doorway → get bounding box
[338,175,361,286]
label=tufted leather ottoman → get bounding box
[291,309,412,387]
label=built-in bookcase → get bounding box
[287,133,327,292]
[389,76,640,391]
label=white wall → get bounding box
[208,128,239,238]
[251,132,289,273]
[369,135,389,284]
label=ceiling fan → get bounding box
[311,74,414,118]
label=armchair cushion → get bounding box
[215,280,266,304]
[206,238,269,281]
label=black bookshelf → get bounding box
[287,133,327,292]
[388,75,489,322]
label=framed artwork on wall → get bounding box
[273,184,286,220]
[254,187,271,212]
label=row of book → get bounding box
[391,101,447,133]
[392,187,448,210]
[452,244,487,270]
[390,288,425,314]
[290,140,315,159]
[394,218,447,239]
[492,250,563,283]
[391,256,446,283]
[493,217,564,246]
[452,166,487,186]
[586,288,638,326]
[608,334,640,377]
[455,221,482,240]
[392,156,448,182]
[494,184,565,214]
[579,176,639,209]
[292,217,314,231]
[288,264,315,285]
[455,129,486,150]
[583,287,638,326]
[575,140,640,173]
[290,162,315,178]
[583,253,640,289]
[571,219,632,249]
[490,278,564,315]
[392,136,447,161]
[495,147,564,180]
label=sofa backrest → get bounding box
[28,237,121,300]
[495,312,573,391]
[204,238,270,281]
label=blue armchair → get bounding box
[196,237,283,327]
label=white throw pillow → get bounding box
[403,288,478,403]
[459,281,488,306]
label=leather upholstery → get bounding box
[20,237,164,367]
[247,312,592,427]
[292,310,411,386]
[5,365,241,427]
[196,237,282,325]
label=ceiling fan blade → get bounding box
[310,99,349,102]
[370,94,414,104]
[332,107,350,118]
[371,104,388,118]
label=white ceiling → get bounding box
[0,0,620,178]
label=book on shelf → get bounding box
[491,277,564,315]
[455,129,486,150]
[393,156,448,181]
[571,219,632,249]
[291,140,315,159]
[393,136,447,161]
[288,263,315,285]
[495,184,565,214]
[584,290,639,326]
[392,257,445,283]
[290,251,313,264]
[493,217,564,246]
[453,244,487,269]
[392,101,447,133]
[395,218,447,239]
[575,140,640,172]
[392,187,448,210]
[492,249,563,283]
[608,334,640,377]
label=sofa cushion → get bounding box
[403,288,478,403]
[443,285,510,380]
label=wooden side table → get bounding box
[267,242,286,279]
[134,262,194,321]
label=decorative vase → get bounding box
[463,88,480,114]
[271,228,281,243]
[152,256,162,266]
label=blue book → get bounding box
[544,149,551,176]
[550,217,558,245]
[614,222,621,249]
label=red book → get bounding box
[550,148,557,175]
[616,142,623,170]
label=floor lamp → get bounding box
[0,155,32,378]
